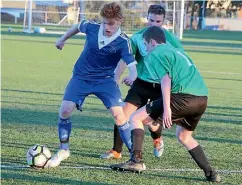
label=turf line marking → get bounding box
[200,71,242,75]
[1,164,242,174]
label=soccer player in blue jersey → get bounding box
[47,2,137,168]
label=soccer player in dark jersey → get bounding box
[47,2,137,168]
[101,4,184,159]
[111,26,221,183]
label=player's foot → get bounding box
[110,151,146,173]
[110,159,146,173]
[153,138,164,158]
[100,149,122,159]
[205,170,221,182]
[46,149,70,168]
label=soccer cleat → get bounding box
[46,149,70,168]
[110,159,146,173]
[153,138,164,158]
[100,149,122,159]
[206,170,221,182]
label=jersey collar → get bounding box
[98,23,121,49]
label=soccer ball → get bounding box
[26,144,51,168]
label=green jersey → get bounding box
[130,27,184,83]
[145,44,208,96]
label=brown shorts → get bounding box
[146,94,208,131]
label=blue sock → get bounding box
[118,122,132,151]
[58,117,72,150]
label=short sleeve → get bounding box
[121,39,136,66]
[78,20,90,34]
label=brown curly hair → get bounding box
[100,2,123,20]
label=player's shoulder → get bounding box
[134,27,147,35]
[80,20,100,28]
[131,27,147,39]
[152,44,174,56]
[162,28,173,35]
[119,31,129,40]
[118,31,131,45]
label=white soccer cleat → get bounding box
[153,138,164,158]
[46,149,70,168]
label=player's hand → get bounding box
[121,76,134,86]
[163,108,172,129]
[55,38,65,50]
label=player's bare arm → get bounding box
[114,60,126,84]
[56,24,79,50]
[160,74,172,129]
[121,63,137,86]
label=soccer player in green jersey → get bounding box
[101,4,184,159]
[110,26,221,183]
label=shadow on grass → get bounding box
[1,30,86,40]
[2,30,242,55]
[205,112,242,118]
[183,30,242,41]
[2,166,205,184]
[145,172,205,182]
[208,105,242,111]
[1,171,109,185]
[2,106,241,145]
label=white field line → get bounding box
[1,164,242,174]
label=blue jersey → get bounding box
[73,20,135,81]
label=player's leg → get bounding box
[110,98,163,172]
[100,102,138,159]
[129,79,164,158]
[176,125,220,182]
[173,95,220,182]
[147,91,164,157]
[99,79,142,159]
[147,122,164,157]
[47,77,88,168]
[47,100,76,168]
[124,79,164,158]
[95,80,135,152]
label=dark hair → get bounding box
[148,4,166,17]
[100,2,123,20]
[143,26,166,44]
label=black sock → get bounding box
[189,145,213,176]
[131,129,145,156]
[112,124,123,153]
[149,123,162,140]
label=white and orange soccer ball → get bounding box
[26,144,51,168]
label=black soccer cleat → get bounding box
[110,159,146,173]
[206,170,221,182]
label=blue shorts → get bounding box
[63,76,123,109]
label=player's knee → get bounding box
[113,113,126,125]
[148,123,159,132]
[129,113,139,124]
[60,106,73,118]
[176,132,190,145]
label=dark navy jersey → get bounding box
[73,20,136,81]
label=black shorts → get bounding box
[146,94,208,131]
[124,78,161,108]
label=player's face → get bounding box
[147,13,164,27]
[144,39,155,53]
[102,18,121,37]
